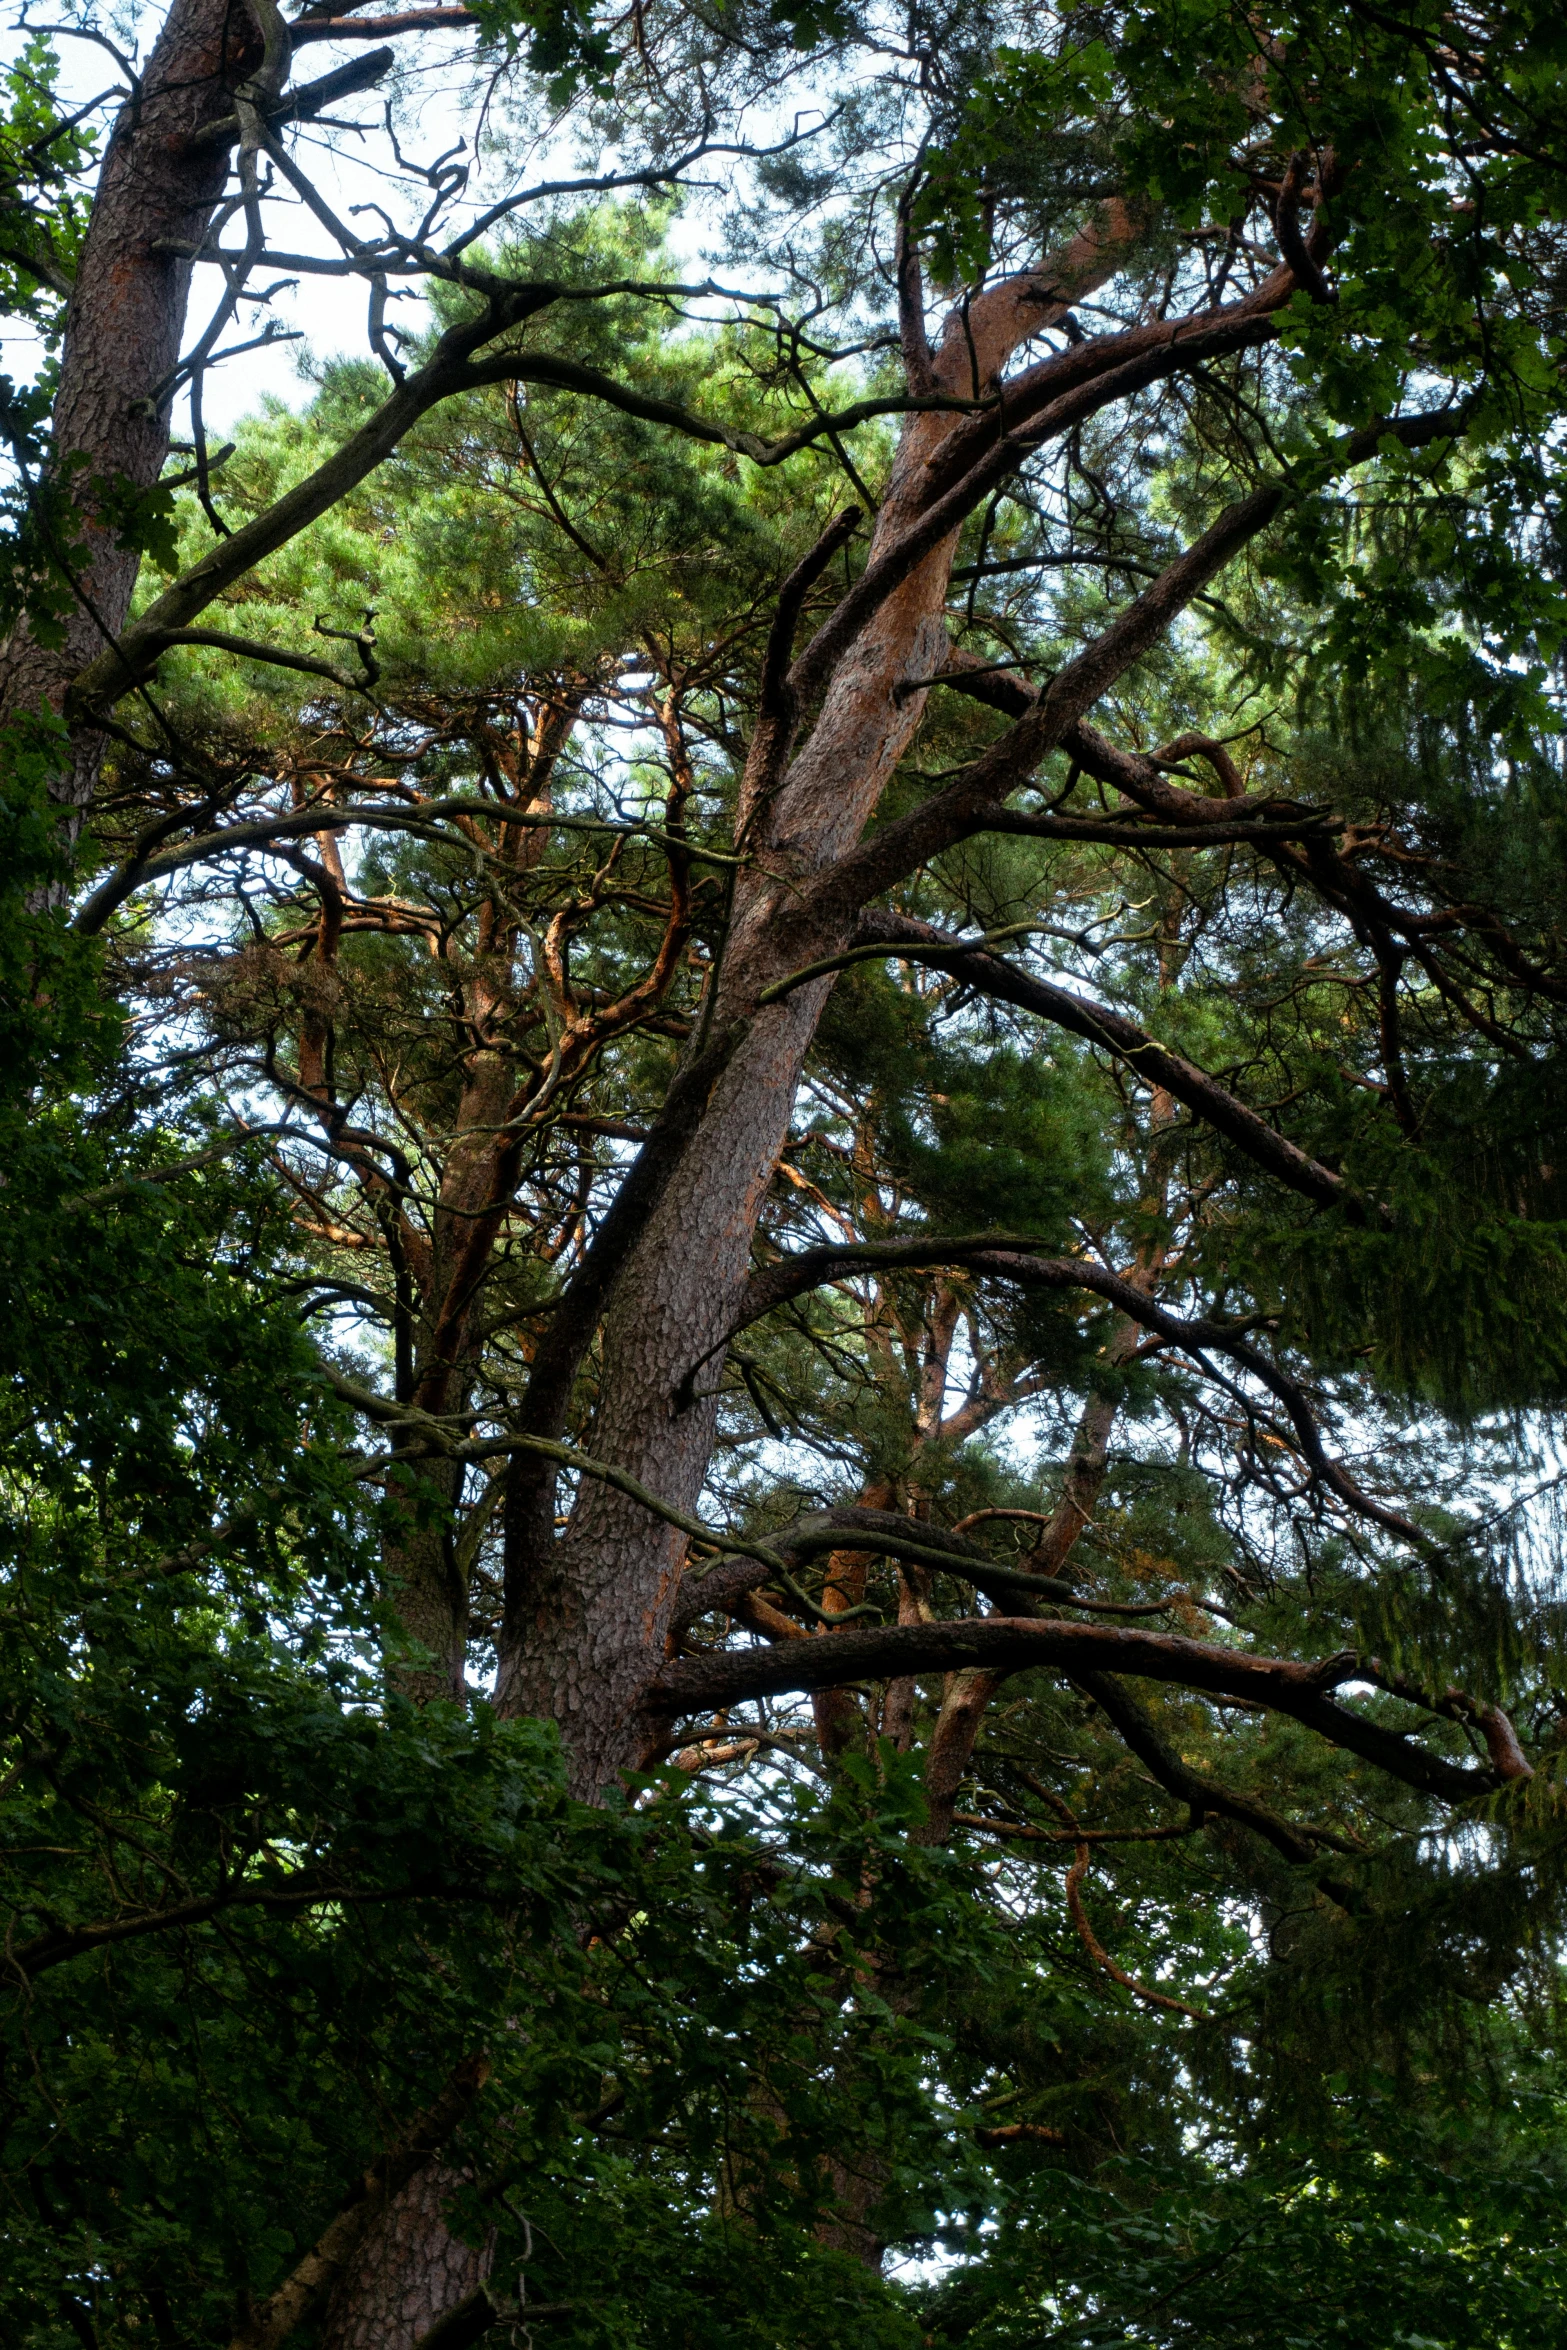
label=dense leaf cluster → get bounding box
[4,1,1567,2343]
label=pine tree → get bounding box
[3,5,1567,2342]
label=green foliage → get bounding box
[9,5,1567,2341]
[0,1605,996,2346]
[0,36,93,334]
[925,2090,1567,2348]
[0,706,107,1091]
[467,0,620,98]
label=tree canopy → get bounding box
[2,2,1567,2343]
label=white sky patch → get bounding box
[1,4,838,433]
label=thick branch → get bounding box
[788,310,1292,713]
[190,47,397,145]
[65,335,981,720]
[290,7,477,37]
[644,1618,1488,1802]
[791,486,1292,933]
[669,1502,1177,1638]
[1073,1671,1320,1865]
[787,407,1464,939]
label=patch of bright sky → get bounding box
[2,2,846,433]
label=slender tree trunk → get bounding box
[811,1476,897,1760]
[0,0,248,808]
[917,1349,1133,1845]
[383,1456,470,1703]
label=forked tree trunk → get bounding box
[0,4,1151,2327]
[496,216,1137,1791]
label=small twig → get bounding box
[1065,1843,1211,2020]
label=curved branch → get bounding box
[147,623,372,689]
[1067,1842,1211,2019]
[64,317,985,720]
[643,1617,1490,1802]
[968,1250,1424,1544]
[1273,149,1334,304]
[853,908,1362,1215]
[72,795,740,935]
[668,1502,1180,1637]
[724,1238,1423,1546]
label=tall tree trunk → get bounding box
[380,1050,516,1700]
[497,216,1135,1790]
[1,0,249,811]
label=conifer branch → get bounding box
[849,909,1364,1215]
[644,1618,1491,1802]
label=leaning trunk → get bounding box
[0,0,247,820]
[319,2160,493,2350]
[497,219,1133,1790]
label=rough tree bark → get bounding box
[0,10,502,2312]
[494,212,1142,1784]
[0,0,253,805]
[21,31,1497,2325]
[318,2161,493,2350]
[490,191,1340,1786]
